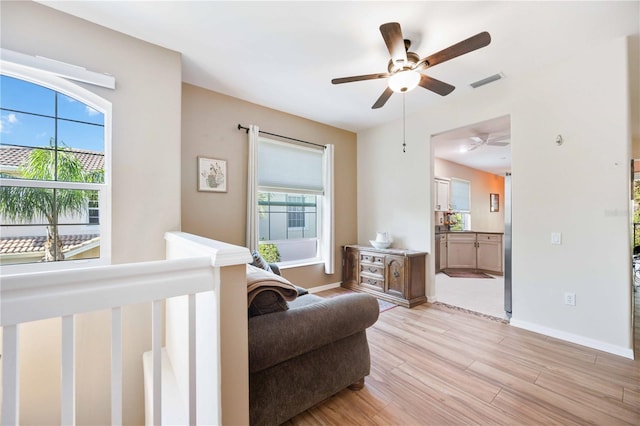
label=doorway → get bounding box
[431,115,511,319]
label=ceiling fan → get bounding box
[463,133,510,152]
[331,22,491,109]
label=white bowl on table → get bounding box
[370,240,391,249]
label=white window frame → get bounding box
[0,61,112,274]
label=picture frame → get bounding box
[198,157,227,192]
[490,193,499,212]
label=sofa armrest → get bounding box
[248,293,379,373]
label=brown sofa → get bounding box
[247,264,379,425]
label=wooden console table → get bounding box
[342,245,427,308]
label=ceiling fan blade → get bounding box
[487,136,510,146]
[331,73,389,84]
[419,31,491,69]
[380,22,407,66]
[372,87,393,109]
[418,74,455,96]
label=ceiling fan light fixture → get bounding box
[388,69,420,93]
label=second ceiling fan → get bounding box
[332,22,491,109]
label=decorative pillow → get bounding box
[251,249,273,273]
[248,290,289,317]
[246,264,298,317]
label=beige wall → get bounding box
[2,2,182,424]
[434,158,505,233]
[181,84,357,288]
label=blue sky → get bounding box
[0,75,104,153]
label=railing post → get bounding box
[111,307,123,426]
[152,300,163,426]
[188,293,197,425]
[2,325,20,426]
[61,315,76,425]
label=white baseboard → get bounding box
[308,282,341,294]
[509,319,635,360]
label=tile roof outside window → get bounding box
[0,145,104,172]
[0,234,99,255]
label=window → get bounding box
[88,191,100,225]
[259,192,318,239]
[287,195,306,229]
[0,67,111,272]
[256,137,326,265]
[450,178,471,231]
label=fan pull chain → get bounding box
[402,93,406,153]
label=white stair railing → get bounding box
[1,232,252,425]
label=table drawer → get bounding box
[360,252,385,266]
[360,263,384,277]
[359,275,384,291]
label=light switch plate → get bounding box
[551,232,562,245]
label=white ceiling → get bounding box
[37,1,638,174]
[432,115,511,176]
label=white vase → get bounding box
[375,231,389,243]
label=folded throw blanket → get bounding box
[246,264,298,306]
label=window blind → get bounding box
[450,178,470,211]
[258,138,324,194]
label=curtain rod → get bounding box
[237,124,326,149]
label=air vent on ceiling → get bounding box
[470,72,505,88]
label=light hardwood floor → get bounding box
[285,288,640,425]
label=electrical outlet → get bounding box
[551,232,562,245]
[564,292,576,306]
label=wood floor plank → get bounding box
[468,360,635,425]
[399,351,502,404]
[534,371,639,424]
[370,400,450,426]
[284,289,640,425]
[623,388,640,408]
[490,389,585,426]
[393,360,523,424]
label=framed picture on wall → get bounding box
[198,157,227,192]
[490,193,499,212]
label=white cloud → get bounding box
[1,113,19,133]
